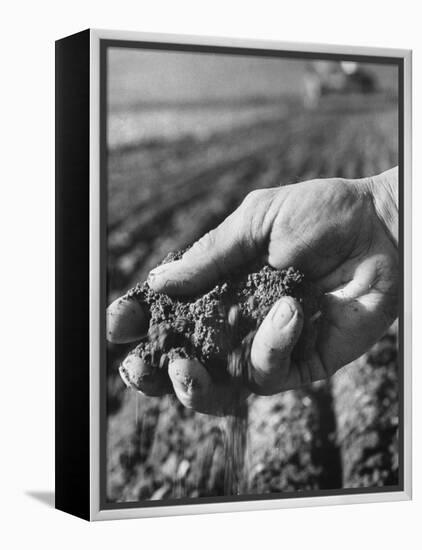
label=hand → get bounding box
[107,168,399,415]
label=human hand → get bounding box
[107,168,399,415]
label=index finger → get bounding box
[147,201,260,296]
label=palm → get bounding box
[263,178,398,382]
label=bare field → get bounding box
[106,94,399,502]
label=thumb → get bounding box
[147,207,258,296]
[249,296,303,395]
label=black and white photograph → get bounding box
[3,0,420,545]
[103,41,403,506]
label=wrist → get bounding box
[360,167,399,246]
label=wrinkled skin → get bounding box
[108,172,399,416]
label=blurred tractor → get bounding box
[303,60,378,108]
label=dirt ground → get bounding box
[106,93,400,502]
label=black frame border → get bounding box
[55,29,91,520]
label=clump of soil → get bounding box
[120,250,321,392]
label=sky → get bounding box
[108,47,399,110]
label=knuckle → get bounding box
[240,189,277,245]
[190,230,216,255]
[241,189,267,211]
[239,191,267,243]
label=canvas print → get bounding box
[103,44,400,505]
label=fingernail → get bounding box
[147,264,169,284]
[273,299,295,328]
[106,296,148,343]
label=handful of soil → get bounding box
[116,251,321,397]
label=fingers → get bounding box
[107,295,149,344]
[147,206,258,296]
[318,251,398,372]
[168,357,247,416]
[249,297,304,395]
[119,353,172,397]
